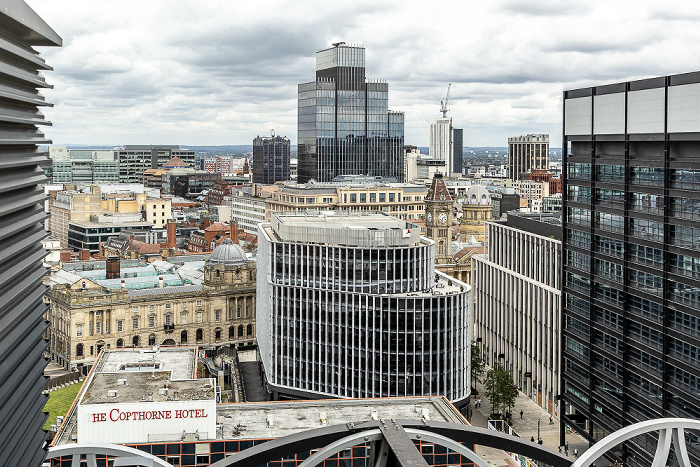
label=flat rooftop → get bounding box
[98,347,198,380]
[215,397,467,440]
[266,211,422,248]
[82,371,214,405]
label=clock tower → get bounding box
[425,173,454,264]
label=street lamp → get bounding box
[538,418,541,442]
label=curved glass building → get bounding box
[257,212,471,408]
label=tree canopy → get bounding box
[483,362,517,416]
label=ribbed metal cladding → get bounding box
[0,3,61,466]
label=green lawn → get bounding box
[42,382,82,430]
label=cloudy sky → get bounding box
[29,0,700,148]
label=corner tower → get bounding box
[425,173,454,264]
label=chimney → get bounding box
[166,219,177,249]
[230,221,238,245]
[60,250,71,263]
[106,256,120,279]
[79,249,90,261]
[121,279,126,289]
[159,276,164,288]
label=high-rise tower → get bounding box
[297,43,405,183]
[429,118,463,177]
[252,134,291,184]
[562,73,700,467]
[508,134,549,180]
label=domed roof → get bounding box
[465,184,491,205]
[207,238,247,266]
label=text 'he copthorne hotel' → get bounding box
[257,212,471,409]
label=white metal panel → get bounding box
[565,97,592,136]
[628,88,665,133]
[668,83,700,133]
[77,400,216,444]
[594,93,625,134]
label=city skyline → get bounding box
[29,0,700,148]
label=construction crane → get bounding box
[440,83,451,118]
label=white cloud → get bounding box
[28,0,700,147]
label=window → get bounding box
[165,303,171,309]
[149,316,155,328]
[149,304,155,311]
[389,193,395,202]
[370,193,376,203]
[197,311,202,323]
[181,312,187,324]
[237,306,241,318]
[76,324,83,337]
[132,306,138,313]
[196,300,202,306]
[165,314,172,326]
[76,344,83,357]
[132,317,139,331]
[247,324,253,336]
[216,310,221,322]
[350,193,357,203]
[96,322,102,334]
[360,193,366,203]
[182,302,187,309]
[117,320,123,333]
[379,193,386,202]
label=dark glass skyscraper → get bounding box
[298,43,405,183]
[252,135,291,184]
[562,73,700,467]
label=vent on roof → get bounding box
[117,379,127,386]
[107,390,117,398]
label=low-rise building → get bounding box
[264,177,428,221]
[45,240,256,373]
[51,345,471,467]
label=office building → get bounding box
[0,2,61,465]
[51,345,471,467]
[48,146,120,183]
[264,177,428,221]
[252,135,291,184]
[508,134,549,180]
[162,168,221,198]
[472,214,562,416]
[297,43,404,183]
[45,241,256,372]
[562,73,700,466]
[203,155,235,174]
[429,118,464,177]
[257,211,471,408]
[117,145,195,183]
[229,191,267,233]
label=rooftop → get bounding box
[82,371,214,405]
[266,211,422,248]
[215,397,467,440]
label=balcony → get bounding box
[164,324,175,332]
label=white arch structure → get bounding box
[571,418,700,467]
[297,427,491,467]
[46,443,174,467]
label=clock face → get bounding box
[427,213,432,222]
[439,213,448,223]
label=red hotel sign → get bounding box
[91,408,208,422]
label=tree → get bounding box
[483,363,517,417]
[470,341,485,393]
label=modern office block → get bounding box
[252,135,291,184]
[257,212,471,408]
[298,43,405,183]
[48,146,119,183]
[472,215,562,416]
[429,118,463,177]
[116,145,195,183]
[508,134,549,180]
[0,2,61,466]
[562,72,700,466]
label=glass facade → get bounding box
[562,77,700,466]
[252,135,291,184]
[257,213,471,407]
[298,44,404,183]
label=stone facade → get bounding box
[45,244,256,372]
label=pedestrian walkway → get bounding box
[469,368,590,465]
